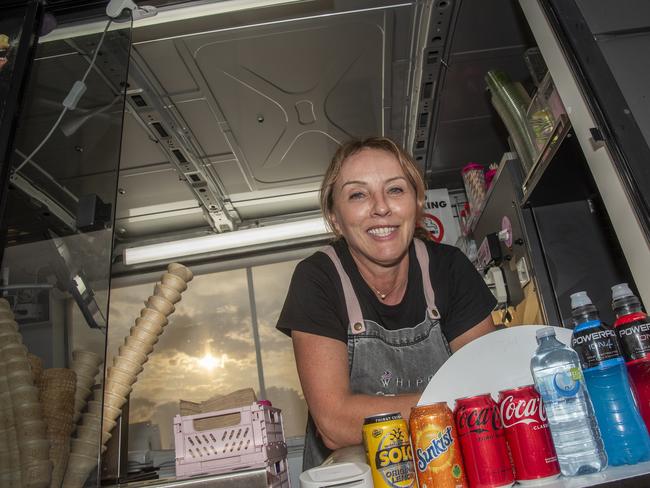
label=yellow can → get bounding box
[362,412,415,488]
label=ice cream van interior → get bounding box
[2,0,650,486]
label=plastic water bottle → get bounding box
[530,327,606,476]
[570,291,650,465]
[612,283,650,432]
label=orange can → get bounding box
[410,403,467,488]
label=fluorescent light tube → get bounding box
[123,216,330,265]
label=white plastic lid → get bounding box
[536,327,556,340]
[612,283,634,301]
[570,291,592,309]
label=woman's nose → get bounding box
[372,193,391,216]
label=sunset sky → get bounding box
[105,259,307,449]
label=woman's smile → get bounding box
[367,225,398,238]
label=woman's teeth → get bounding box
[368,226,396,237]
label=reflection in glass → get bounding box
[253,260,307,439]
[109,269,261,451]
[1,11,131,488]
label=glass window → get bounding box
[107,256,310,453]
[252,259,307,439]
[108,267,261,450]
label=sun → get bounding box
[199,353,218,371]
[198,352,227,371]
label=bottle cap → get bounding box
[570,291,592,309]
[612,283,634,301]
[536,327,556,340]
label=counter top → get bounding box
[112,468,269,488]
[535,461,650,487]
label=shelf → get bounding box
[520,114,598,208]
[541,460,650,488]
[522,114,571,204]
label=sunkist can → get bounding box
[454,394,514,488]
[362,412,415,488]
[410,402,467,488]
[498,385,560,483]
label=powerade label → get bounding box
[616,320,650,361]
[571,321,623,370]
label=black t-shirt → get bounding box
[277,239,496,344]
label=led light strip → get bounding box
[123,216,330,265]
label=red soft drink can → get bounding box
[498,385,560,483]
[454,394,514,488]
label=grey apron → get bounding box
[302,239,452,470]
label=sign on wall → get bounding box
[423,188,460,246]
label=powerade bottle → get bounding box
[570,291,650,465]
[612,283,650,432]
[530,327,606,476]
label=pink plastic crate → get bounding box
[173,402,289,486]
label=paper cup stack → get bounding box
[62,263,193,488]
[38,368,76,488]
[0,298,51,488]
[70,350,102,424]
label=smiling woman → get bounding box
[276,137,497,470]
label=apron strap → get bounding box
[414,239,441,320]
[320,246,366,334]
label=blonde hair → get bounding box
[320,137,426,237]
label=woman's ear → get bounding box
[329,211,342,236]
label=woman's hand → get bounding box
[292,330,419,449]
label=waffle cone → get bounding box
[161,272,187,292]
[139,307,168,325]
[27,354,43,385]
[167,262,193,282]
[154,283,181,304]
[49,438,70,488]
[145,295,175,316]
[71,350,102,369]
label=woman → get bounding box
[277,137,496,469]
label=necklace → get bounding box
[369,282,403,300]
[359,270,405,300]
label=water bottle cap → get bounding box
[612,283,634,301]
[570,291,592,309]
[536,327,556,340]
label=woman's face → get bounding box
[329,148,418,269]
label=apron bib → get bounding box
[302,239,451,470]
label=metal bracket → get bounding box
[9,172,77,231]
[125,51,240,233]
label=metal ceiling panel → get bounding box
[119,114,169,168]
[115,2,414,241]
[134,12,386,188]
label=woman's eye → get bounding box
[349,191,365,200]
[388,186,404,195]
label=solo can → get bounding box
[362,412,415,488]
[410,402,467,488]
[498,385,560,483]
[454,394,514,488]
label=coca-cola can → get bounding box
[454,394,514,488]
[498,385,560,483]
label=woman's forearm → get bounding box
[315,392,420,450]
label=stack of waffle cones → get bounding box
[62,262,193,488]
[70,350,102,424]
[37,369,77,488]
[0,298,51,487]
